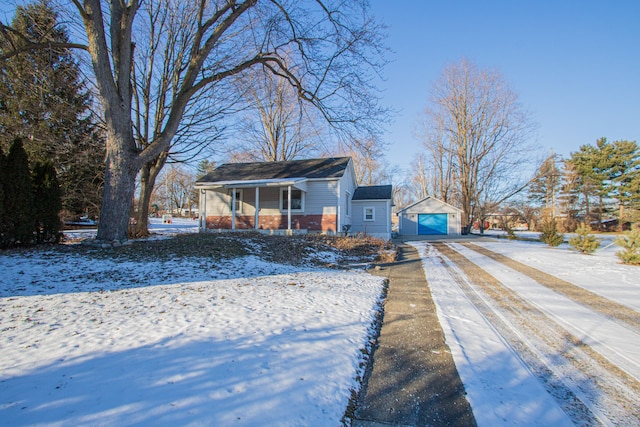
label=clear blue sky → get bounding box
[2,1,638,174]
[370,0,640,172]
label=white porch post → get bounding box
[254,187,260,230]
[231,187,237,230]
[199,189,206,231]
[287,185,292,230]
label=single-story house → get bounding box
[396,196,462,236]
[194,157,393,240]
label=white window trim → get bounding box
[363,206,375,222]
[279,188,305,212]
[228,189,243,213]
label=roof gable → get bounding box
[352,185,393,200]
[397,196,462,213]
[197,157,351,183]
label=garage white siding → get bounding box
[397,197,462,236]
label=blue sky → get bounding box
[2,1,638,174]
[370,0,640,172]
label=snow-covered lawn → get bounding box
[0,220,385,426]
[411,238,640,427]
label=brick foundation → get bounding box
[206,214,337,233]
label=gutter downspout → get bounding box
[387,200,391,235]
[336,180,341,235]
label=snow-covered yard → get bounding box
[412,237,640,427]
[3,219,638,426]
[0,220,385,426]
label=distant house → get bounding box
[195,157,393,240]
[396,196,462,236]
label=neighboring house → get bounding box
[195,157,393,239]
[397,196,462,236]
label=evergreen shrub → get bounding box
[616,225,640,265]
[569,225,600,254]
[539,216,564,247]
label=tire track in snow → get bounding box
[461,242,640,334]
[453,243,640,381]
[432,242,640,427]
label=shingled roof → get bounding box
[352,185,393,200]
[197,157,351,183]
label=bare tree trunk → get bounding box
[131,164,152,237]
[96,133,140,243]
[132,152,168,237]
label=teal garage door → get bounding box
[418,214,448,235]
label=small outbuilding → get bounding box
[350,185,393,240]
[396,197,462,237]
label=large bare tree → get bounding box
[128,1,238,236]
[228,66,326,162]
[418,58,537,231]
[2,0,386,243]
[407,153,431,201]
[342,137,389,186]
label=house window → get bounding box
[281,188,304,211]
[364,206,375,221]
[228,189,243,213]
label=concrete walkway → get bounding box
[351,242,477,427]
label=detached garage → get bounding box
[397,197,462,236]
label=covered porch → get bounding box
[197,178,314,233]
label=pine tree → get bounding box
[0,1,104,219]
[529,153,563,212]
[615,225,640,265]
[3,138,34,246]
[31,160,62,244]
[566,138,639,229]
[196,160,217,179]
[565,139,611,229]
[569,225,600,254]
[609,140,640,225]
[539,216,564,247]
[0,146,6,245]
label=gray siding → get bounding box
[351,200,391,239]
[338,163,357,229]
[304,180,339,215]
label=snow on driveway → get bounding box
[411,239,640,427]
[450,242,640,382]
[411,242,574,427]
[0,232,385,426]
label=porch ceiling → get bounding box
[196,178,308,192]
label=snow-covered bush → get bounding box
[539,216,564,247]
[615,225,640,265]
[569,225,600,254]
